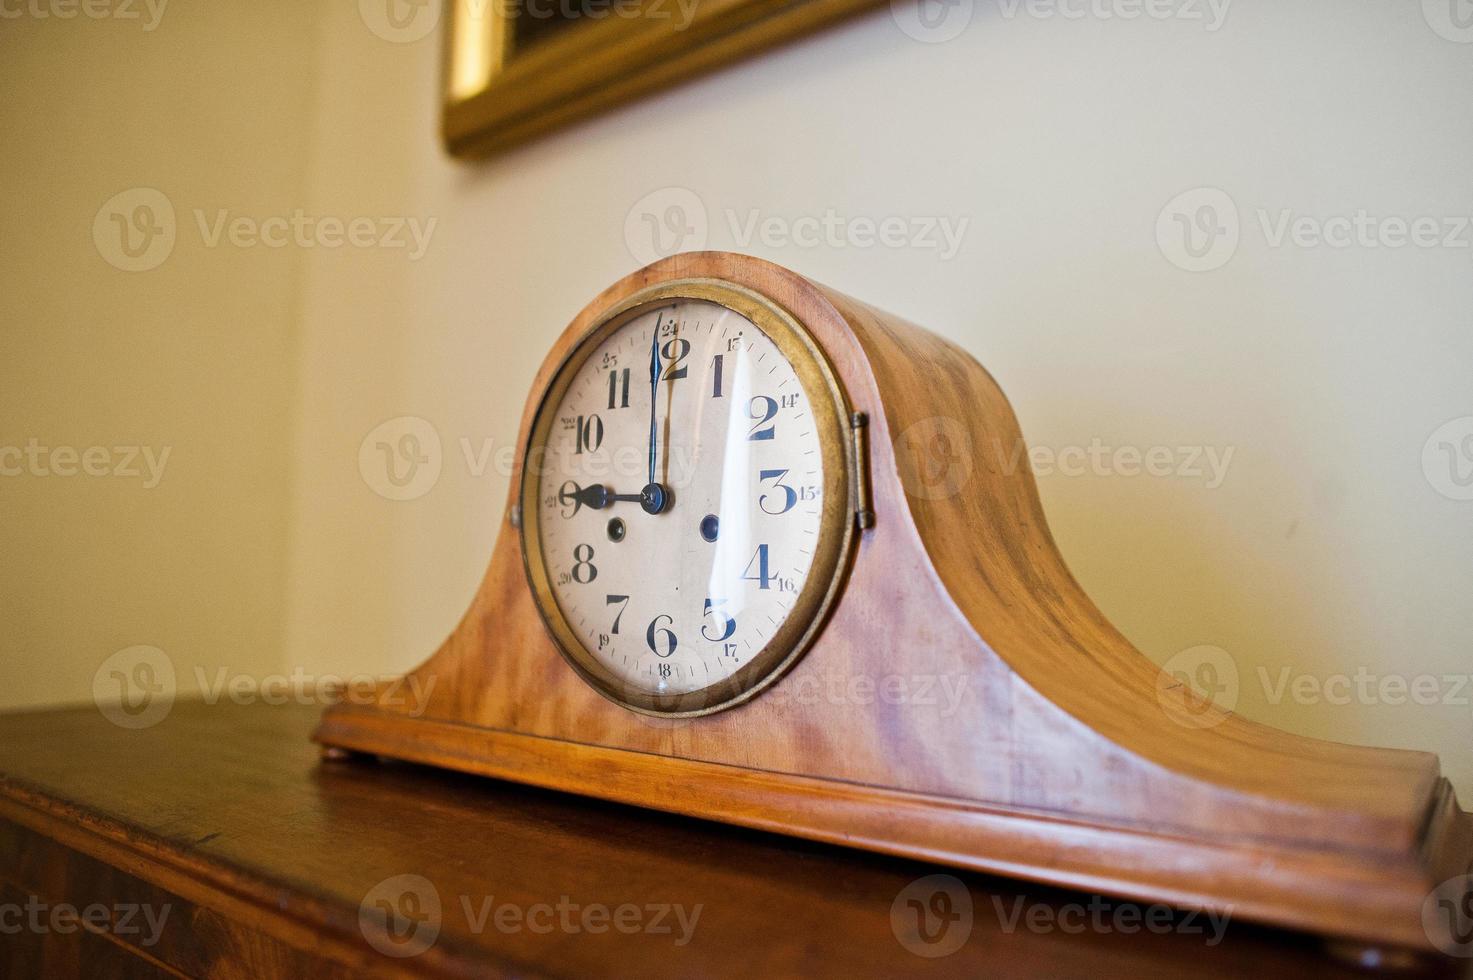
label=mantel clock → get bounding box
[317,251,1472,957]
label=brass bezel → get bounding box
[519,279,856,717]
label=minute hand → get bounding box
[647,323,661,486]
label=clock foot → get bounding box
[319,745,370,764]
[1321,940,1424,971]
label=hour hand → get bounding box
[567,483,670,515]
[571,484,636,510]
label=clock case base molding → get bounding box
[315,252,1472,954]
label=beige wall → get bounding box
[5,2,1471,798]
[0,2,317,707]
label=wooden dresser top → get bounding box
[0,701,1462,978]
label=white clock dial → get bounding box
[522,286,853,715]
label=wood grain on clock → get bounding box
[315,251,1473,954]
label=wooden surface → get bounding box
[316,251,1473,951]
[1,700,1466,978]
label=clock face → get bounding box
[520,281,854,715]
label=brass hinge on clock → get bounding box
[851,411,875,530]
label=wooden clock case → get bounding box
[316,251,1472,954]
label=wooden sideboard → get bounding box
[0,700,1466,978]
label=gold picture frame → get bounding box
[442,0,890,157]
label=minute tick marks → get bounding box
[525,290,843,714]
